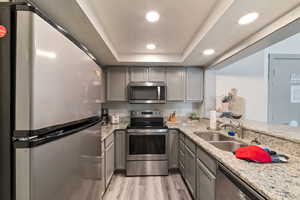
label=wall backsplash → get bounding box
[103,102,203,118]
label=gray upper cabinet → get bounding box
[148,67,166,82]
[167,68,185,101]
[107,67,128,101]
[130,67,148,82]
[186,67,204,102]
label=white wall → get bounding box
[267,32,300,54]
[216,50,268,122]
[215,32,300,123]
[103,102,202,119]
[203,69,216,117]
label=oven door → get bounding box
[126,130,168,161]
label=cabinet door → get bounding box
[184,145,196,198]
[105,141,114,188]
[186,67,204,102]
[107,67,128,101]
[114,131,126,170]
[167,68,185,101]
[130,67,148,82]
[196,159,215,200]
[100,145,105,196]
[148,67,166,82]
[168,130,178,169]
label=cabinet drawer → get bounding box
[196,159,215,200]
[197,147,216,175]
[179,140,185,152]
[179,160,184,176]
[105,133,114,148]
[179,132,185,141]
[179,149,184,164]
[185,136,196,153]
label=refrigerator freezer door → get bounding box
[0,4,13,200]
[15,10,102,132]
[15,122,103,200]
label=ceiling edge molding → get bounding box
[76,0,235,63]
[181,0,234,61]
[76,0,120,61]
[208,3,300,69]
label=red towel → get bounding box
[235,145,272,163]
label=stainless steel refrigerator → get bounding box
[0,3,104,200]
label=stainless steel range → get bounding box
[126,110,168,176]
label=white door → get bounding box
[268,54,300,125]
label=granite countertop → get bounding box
[167,121,300,200]
[101,122,128,141]
[241,120,300,143]
[102,120,300,199]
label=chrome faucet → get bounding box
[218,120,243,139]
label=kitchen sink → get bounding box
[194,131,234,142]
[209,141,247,152]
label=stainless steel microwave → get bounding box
[128,82,166,104]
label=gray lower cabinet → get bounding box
[107,67,128,101]
[100,140,105,196]
[114,130,126,170]
[168,130,179,169]
[196,159,216,200]
[166,68,185,101]
[105,134,114,188]
[186,67,204,102]
[184,143,196,199]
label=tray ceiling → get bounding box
[28,0,300,66]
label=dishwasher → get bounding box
[216,164,267,200]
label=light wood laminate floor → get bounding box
[103,173,192,200]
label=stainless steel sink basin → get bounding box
[209,141,247,152]
[194,132,234,142]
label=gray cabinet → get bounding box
[130,67,148,82]
[168,129,178,169]
[148,67,166,82]
[100,140,105,196]
[184,144,196,199]
[105,134,114,188]
[107,67,128,101]
[196,159,216,200]
[167,68,185,101]
[186,67,204,102]
[178,133,185,176]
[114,130,126,170]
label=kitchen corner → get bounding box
[101,117,300,199]
[167,119,300,200]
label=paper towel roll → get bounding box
[210,111,217,130]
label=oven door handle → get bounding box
[127,132,167,136]
[127,129,168,134]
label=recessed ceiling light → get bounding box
[203,49,215,56]
[146,11,160,23]
[238,12,259,25]
[146,43,156,50]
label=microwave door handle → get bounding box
[158,86,161,100]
